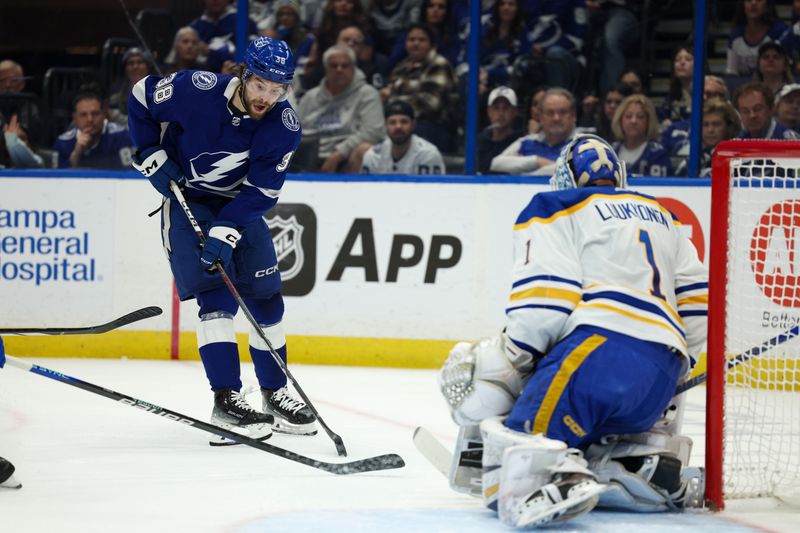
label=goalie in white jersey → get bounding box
[361,100,445,175]
[439,134,708,528]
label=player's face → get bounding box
[406,28,433,62]
[702,112,728,148]
[243,76,287,119]
[540,94,575,140]
[487,98,517,129]
[73,98,105,137]
[386,114,414,145]
[737,91,771,134]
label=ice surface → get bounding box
[1,359,797,532]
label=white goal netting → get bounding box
[722,155,800,504]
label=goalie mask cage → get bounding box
[707,139,800,510]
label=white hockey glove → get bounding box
[438,334,528,426]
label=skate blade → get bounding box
[208,421,273,446]
[271,419,318,436]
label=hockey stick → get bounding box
[0,355,404,475]
[413,426,451,477]
[675,324,800,395]
[0,306,162,336]
[169,182,348,457]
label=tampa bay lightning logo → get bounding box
[189,151,250,191]
[282,108,300,131]
[192,71,217,90]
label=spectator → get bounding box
[755,41,793,97]
[296,45,385,173]
[726,0,789,77]
[381,23,458,152]
[660,75,731,157]
[774,83,800,132]
[580,82,633,143]
[734,80,800,139]
[369,0,420,57]
[469,0,531,89]
[361,100,445,174]
[611,94,671,176]
[586,1,641,95]
[619,67,646,94]
[387,0,463,73]
[162,27,206,75]
[53,90,135,169]
[674,98,742,177]
[1,114,44,168]
[337,25,387,88]
[658,46,694,126]
[525,86,548,135]
[478,86,523,174]
[514,0,588,91]
[490,87,577,175]
[781,0,800,76]
[260,0,315,72]
[109,48,153,127]
[191,0,259,51]
[305,0,371,86]
[0,60,26,93]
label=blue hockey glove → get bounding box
[132,146,185,198]
[200,222,241,271]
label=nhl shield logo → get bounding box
[270,215,304,281]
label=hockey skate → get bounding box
[209,388,274,446]
[0,457,21,489]
[513,473,606,528]
[262,386,317,436]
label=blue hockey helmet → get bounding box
[243,37,295,84]
[550,134,627,190]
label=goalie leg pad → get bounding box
[448,424,484,497]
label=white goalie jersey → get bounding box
[361,134,445,175]
[506,187,708,364]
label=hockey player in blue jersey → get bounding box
[127,36,317,443]
[439,134,707,527]
[0,336,22,489]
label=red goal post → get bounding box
[707,139,800,510]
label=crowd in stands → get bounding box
[1,0,800,176]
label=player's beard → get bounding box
[241,85,271,120]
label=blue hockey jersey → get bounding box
[128,70,302,227]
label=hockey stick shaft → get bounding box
[0,306,162,336]
[1,355,403,474]
[675,324,800,394]
[169,182,348,457]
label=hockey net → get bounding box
[706,140,800,510]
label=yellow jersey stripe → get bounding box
[485,484,499,498]
[532,334,606,434]
[578,301,687,348]
[677,295,709,306]
[510,286,582,304]
[514,194,673,230]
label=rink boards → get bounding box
[0,170,788,369]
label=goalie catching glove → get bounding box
[132,146,186,198]
[439,334,533,426]
[200,222,241,271]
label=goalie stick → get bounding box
[675,323,800,394]
[0,355,404,475]
[169,181,348,458]
[0,306,162,336]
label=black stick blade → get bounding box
[324,454,406,475]
[0,306,163,335]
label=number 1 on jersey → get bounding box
[638,229,664,299]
